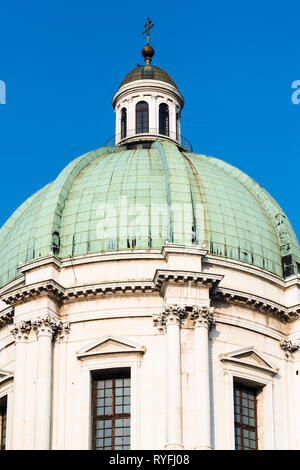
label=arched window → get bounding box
[121,108,127,139]
[136,101,149,134]
[159,103,169,136]
[176,108,180,141]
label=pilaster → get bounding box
[191,306,215,450]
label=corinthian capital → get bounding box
[9,320,32,342]
[32,315,60,339]
[153,304,187,332]
[280,339,300,353]
[53,321,71,342]
[191,306,215,329]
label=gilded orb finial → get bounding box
[142,17,155,64]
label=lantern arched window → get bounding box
[159,103,169,136]
[121,108,127,139]
[136,101,149,134]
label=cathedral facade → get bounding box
[0,26,300,450]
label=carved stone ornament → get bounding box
[53,321,70,342]
[280,339,300,353]
[190,306,215,328]
[9,320,32,342]
[32,315,70,341]
[32,315,58,338]
[153,304,187,332]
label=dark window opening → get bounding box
[121,108,127,139]
[159,103,169,136]
[0,396,7,450]
[176,109,180,141]
[234,383,259,450]
[92,369,131,450]
[136,101,149,134]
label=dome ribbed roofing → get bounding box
[118,65,178,90]
[0,141,299,286]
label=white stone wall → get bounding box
[0,246,300,450]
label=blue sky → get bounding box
[0,0,299,240]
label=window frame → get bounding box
[159,103,169,137]
[221,365,275,450]
[0,372,13,451]
[233,382,260,450]
[91,368,131,450]
[121,107,127,140]
[136,101,149,134]
[0,395,7,450]
[77,340,143,450]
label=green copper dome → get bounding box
[0,141,299,287]
[118,65,178,90]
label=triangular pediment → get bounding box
[0,369,13,385]
[77,335,146,359]
[220,347,278,376]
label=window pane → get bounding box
[136,101,149,133]
[0,398,7,451]
[93,372,130,450]
[233,384,258,451]
[159,103,169,136]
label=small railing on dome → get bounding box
[105,128,193,152]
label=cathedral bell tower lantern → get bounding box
[111,18,186,148]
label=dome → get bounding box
[0,140,299,287]
[118,65,178,90]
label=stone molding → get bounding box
[76,335,146,359]
[190,306,215,329]
[1,279,157,308]
[154,270,223,294]
[1,272,299,330]
[63,281,156,303]
[0,307,14,326]
[2,279,64,307]
[212,287,299,323]
[220,346,279,376]
[0,369,13,386]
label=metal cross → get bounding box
[142,17,154,45]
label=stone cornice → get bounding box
[63,281,157,303]
[0,279,158,311]
[212,287,299,323]
[0,306,14,326]
[18,255,61,273]
[154,270,223,293]
[203,255,286,288]
[1,279,65,306]
[161,245,208,259]
[1,272,298,329]
[113,80,184,108]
